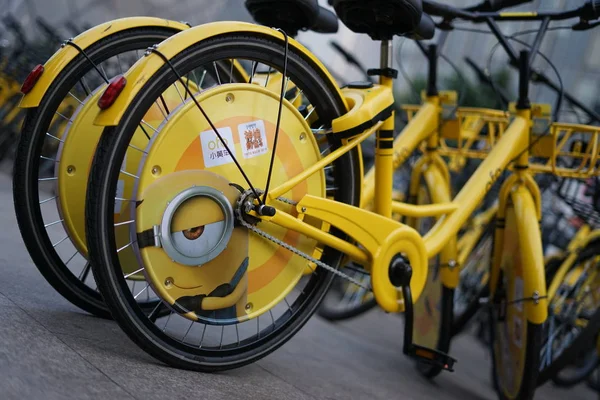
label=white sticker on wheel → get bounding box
[514,277,524,312]
[200,127,235,168]
[238,119,268,159]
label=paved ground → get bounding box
[0,171,596,400]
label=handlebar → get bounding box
[420,0,600,83]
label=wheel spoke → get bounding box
[52,235,69,248]
[148,302,165,323]
[213,62,222,85]
[45,132,63,142]
[124,267,144,279]
[44,219,64,228]
[117,241,134,253]
[78,262,92,281]
[39,196,58,204]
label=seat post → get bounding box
[379,40,393,83]
[373,38,395,219]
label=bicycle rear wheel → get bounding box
[85,32,361,371]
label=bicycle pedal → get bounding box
[407,344,457,372]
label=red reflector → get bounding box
[21,64,44,94]
[97,75,127,110]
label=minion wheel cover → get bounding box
[158,185,234,266]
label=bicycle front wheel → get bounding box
[489,200,542,400]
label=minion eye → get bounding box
[183,225,205,240]
[172,221,226,260]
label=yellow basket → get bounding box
[401,99,600,178]
[437,107,509,172]
[530,122,600,178]
[401,90,459,122]
[438,107,510,157]
[400,101,510,172]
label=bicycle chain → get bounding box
[235,190,372,290]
